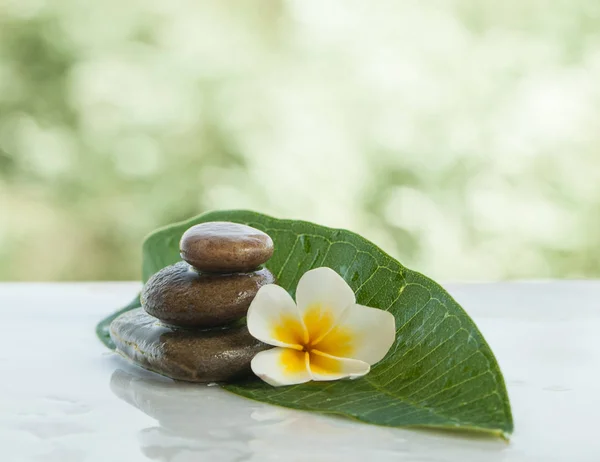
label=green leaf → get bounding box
[96,210,513,437]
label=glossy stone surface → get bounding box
[109,308,270,382]
[180,222,274,273]
[142,261,275,327]
[1,282,599,462]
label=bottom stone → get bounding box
[110,308,270,383]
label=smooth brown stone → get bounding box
[180,222,274,273]
[110,308,271,383]
[142,261,276,328]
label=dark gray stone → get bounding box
[141,261,275,328]
[110,308,271,383]
[180,222,274,273]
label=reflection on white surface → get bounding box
[1,282,600,462]
[110,369,506,462]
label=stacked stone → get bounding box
[110,222,275,383]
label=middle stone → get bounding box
[142,261,276,328]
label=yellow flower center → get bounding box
[272,304,356,375]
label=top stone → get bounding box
[180,222,274,273]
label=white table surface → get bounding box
[0,282,598,462]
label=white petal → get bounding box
[247,284,307,348]
[308,350,370,381]
[251,347,311,387]
[295,267,356,342]
[313,304,396,365]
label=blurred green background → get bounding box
[1,0,599,282]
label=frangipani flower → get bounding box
[247,267,396,387]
